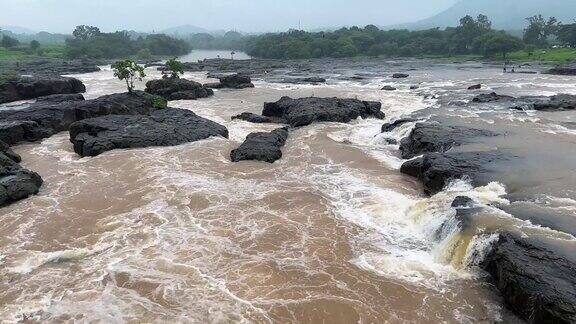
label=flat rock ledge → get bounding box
[231,128,289,163]
[399,122,497,159]
[0,76,86,104]
[0,140,43,207]
[204,74,255,89]
[472,92,576,111]
[481,233,576,323]
[145,77,214,101]
[0,91,156,146]
[70,108,229,157]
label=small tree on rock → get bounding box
[112,60,146,93]
[164,58,184,79]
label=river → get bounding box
[0,55,575,322]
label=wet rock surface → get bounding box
[0,140,43,207]
[399,123,497,159]
[145,77,214,101]
[231,112,285,124]
[0,77,86,104]
[381,85,397,91]
[392,73,409,79]
[70,108,229,157]
[231,128,289,163]
[0,91,155,145]
[545,63,576,76]
[0,59,102,77]
[205,74,255,89]
[400,151,506,195]
[472,92,515,103]
[381,118,417,133]
[260,96,384,127]
[481,233,576,324]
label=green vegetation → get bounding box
[164,58,185,78]
[508,48,576,62]
[153,96,168,109]
[112,60,146,93]
[65,25,190,59]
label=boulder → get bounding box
[399,123,497,159]
[69,108,229,157]
[410,85,419,90]
[205,74,255,89]
[400,151,505,195]
[468,84,482,90]
[523,94,576,111]
[0,77,86,104]
[451,196,475,208]
[231,128,289,163]
[0,140,21,163]
[381,118,417,133]
[261,96,384,127]
[0,154,43,207]
[481,233,576,323]
[392,73,409,79]
[0,91,156,145]
[382,85,397,91]
[145,77,214,101]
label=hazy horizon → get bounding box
[1,0,458,34]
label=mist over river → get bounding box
[0,54,575,322]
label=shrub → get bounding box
[153,96,167,109]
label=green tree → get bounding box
[523,15,560,47]
[137,48,153,60]
[481,32,523,59]
[30,40,40,51]
[557,23,576,47]
[72,25,101,41]
[1,35,20,48]
[112,60,146,93]
[165,58,185,78]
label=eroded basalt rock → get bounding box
[0,76,86,104]
[399,123,497,159]
[261,96,384,127]
[381,85,397,91]
[381,118,417,133]
[0,91,156,145]
[0,144,43,207]
[400,151,505,195]
[231,112,285,124]
[481,233,576,324]
[392,73,409,79]
[205,74,255,89]
[231,128,289,163]
[472,92,514,103]
[145,77,214,101]
[70,108,229,157]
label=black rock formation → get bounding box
[481,233,576,323]
[381,118,417,133]
[392,73,409,79]
[145,77,214,101]
[260,96,384,127]
[205,74,255,89]
[69,108,228,157]
[231,128,289,163]
[0,76,86,104]
[399,123,497,159]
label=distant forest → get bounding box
[189,14,576,60]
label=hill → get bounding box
[397,0,576,30]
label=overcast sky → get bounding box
[1,0,458,33]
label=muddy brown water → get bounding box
[1,60,575,323]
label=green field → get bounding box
[0,44,66,61]
[507,48,576,63]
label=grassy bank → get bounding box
[0,44,66,61]
[507,48,576,63]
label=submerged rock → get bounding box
[260,96,384,127]
[231,127,289,163]
[0,76,86,104]
[0,91,156,145]
[451,196,475,208]
[381,118,417,133]
[145,77,214,101]
[381,85,397,91]
[399,123,497,159]
[520,94,576,111]
[400,151,505,195]
[70,108,229,157]
[231,112,285,124]
[481,233,576,323]
[279,77,326,84]
[205,74,255,89]
[468,84,482,90]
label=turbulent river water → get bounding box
[0,57,575,323]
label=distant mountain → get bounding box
[159,25,226,37]
[395,0,576,30]
[0,25,37,34]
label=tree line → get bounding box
[64,25,191,59]
[192,14,576,60]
